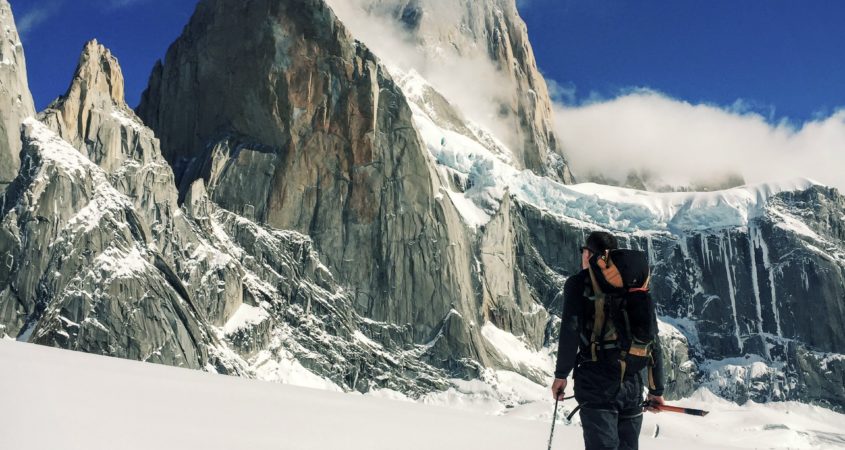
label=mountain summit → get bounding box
[331,0,573,183]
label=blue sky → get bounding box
[519,0,845,123]
[11,0,845,123]
[12,0,196,110]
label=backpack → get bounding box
[581,249,658,388]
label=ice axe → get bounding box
[547,388,575,449]
[643,400,709,416]
[547,388,562,450]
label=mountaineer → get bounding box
[551,231,665,450]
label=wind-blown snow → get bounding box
[223,303,270,334]
[481,322,552,379]
[250,346,343,392]
[443,189,490,228]
[110,108,145,133]
[93,246,151,282]
[3,341,844,450]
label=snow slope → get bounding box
[2,341,844,450]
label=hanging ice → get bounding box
[754,228,783,337]
[747,227,770,358]
[719,232,743,352]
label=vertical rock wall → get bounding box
[0,0,36,189]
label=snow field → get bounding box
[3,341,845,450]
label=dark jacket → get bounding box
[554,269,665,398]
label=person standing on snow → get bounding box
[551,231,666,450]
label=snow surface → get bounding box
[3,341,844,450]
[110,108,145,133]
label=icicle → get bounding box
[720,231,743,352]
[679,236,690,262]
[747,227,769,357]
[800,264,809,291]
[756,229,783,337]
[646,235,656,266]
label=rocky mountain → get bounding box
[0,0,35,189]
[135,0,536,380]
[1,0,843,414]
[328,0,573,183]
[0,32,452,395]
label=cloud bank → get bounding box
[553,90,845,191]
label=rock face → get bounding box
[509,186,845,407]
[649,187,845,359]
[136,0,488,353]
[332,0,573,183]
[648,186,845,408]
[0,118,213,368]
[0,39,455,395]
[0,0,36,189]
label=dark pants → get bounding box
[574,363,644,450]
[580,405,643,450]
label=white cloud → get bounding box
[325,0,522,150]
[553,90,845,191]
[15,0,143,37]
[16,1,63,36]
[546,78,577,105]
[103,0,148,10]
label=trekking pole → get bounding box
[643,400,709,416]
[547,389,562,450]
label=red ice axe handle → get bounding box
[643,401,709,416]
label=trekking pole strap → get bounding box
[565,404,583,422]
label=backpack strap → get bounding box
[619,357,627,385]
[587,265,605,362]
[628,274,651,293]
[647,353,657,392]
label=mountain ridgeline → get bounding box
[1,0,843,412]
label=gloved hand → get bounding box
[645,394,665,413]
